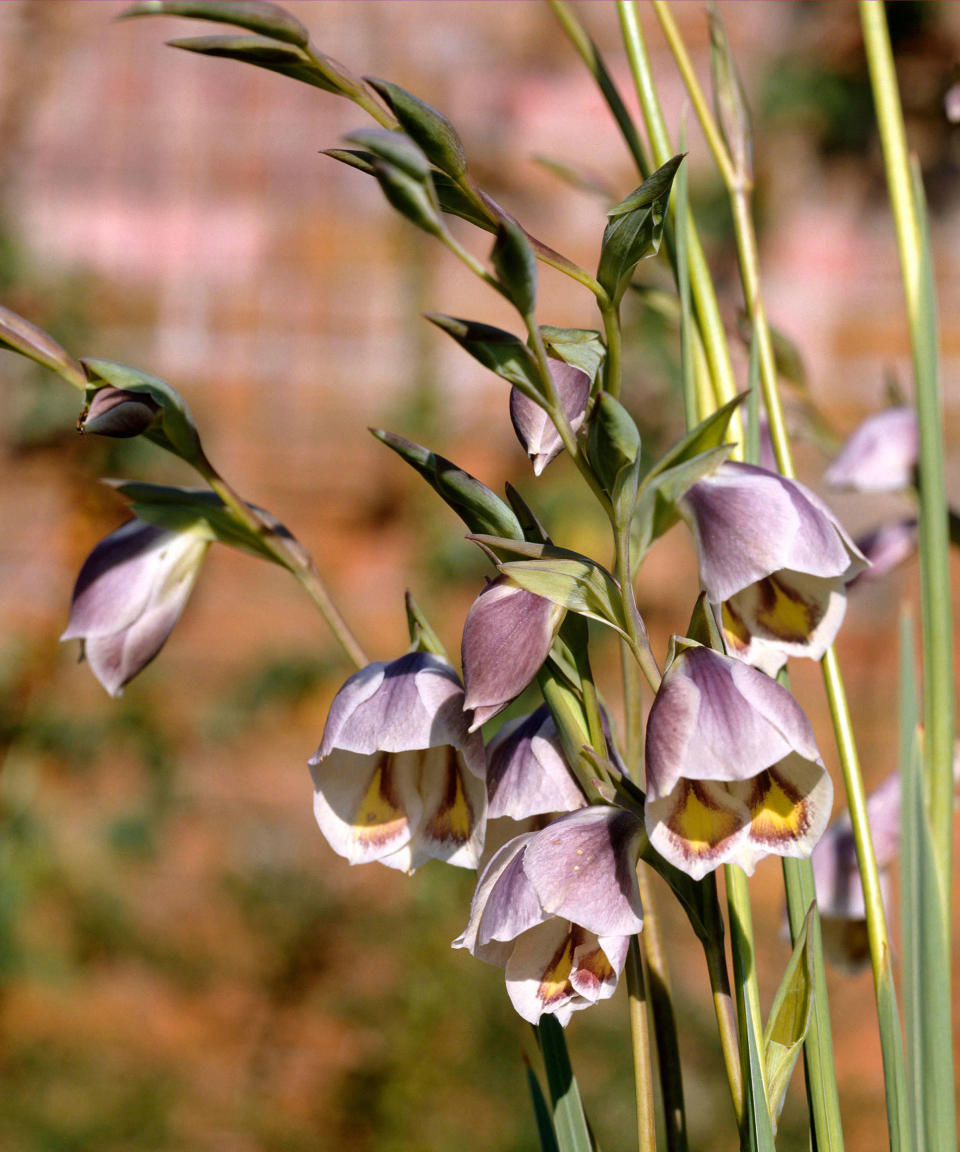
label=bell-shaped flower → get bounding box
[309,652,487,873]
[509,359,591,475]
[810,770,899,972]
[825,407,917,493]
[461,577,565,731]
[61,517,212,697]
[486,704,586,819]
[453,805,644,1024]
[680,461,867,675]
[645,640,833,881]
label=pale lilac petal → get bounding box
[310,748,423,869]
[825,408,917,493]
[504,918,582,1024]
[453,833,542,960]
[315,652,473,758]
[522,807,644,936]
[486,706,585,819]
[569,932,627,1003]
[509,359,590,475]
[850,519,917,586]
[462,579,564,731]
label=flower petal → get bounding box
[646,779,751,881]
[522,807,644,936]
[509,359,590,475]
[453,833,543,961]
[825,407,917,493]
[413,744,487,869]
[486,706,585,819]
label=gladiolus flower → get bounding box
[825,407,917,493]
[680,461,867,675]
[509,358,591,475]
[61,518,212,697]
[486,704,586,819]
[81,386,161,437]
[461,577,565,730]
[645,640,832,880]
[309,652,487,873]
[453,806,644,1024]
[850,519,918,587]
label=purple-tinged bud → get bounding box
[680,461,867,674]
[509,358,590,476]
[61,518,212,697]
[81,386,162,438]
[486,705,586,819]
[461,577,565,731]
[645,641,832,880]
[309,652,486,873]
[825,407,917,493]
[850,519,918,587]
[453,805,644,1025]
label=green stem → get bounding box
[204,470,368,669]
[600,299,624,400]
[700,879,745,1128]
[627,935,658,1152]
[725,865,767,1115]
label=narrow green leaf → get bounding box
[167,34,341,92]
[537,1015,594,1152]
[365,77,468,179]
[597,154,683,304]
[491,216,538,316]
[372,429,524,540]
[526,1059,561,1152]
[631,442,732,561]
[344,128,431,181]
[675,120,697,431]
[81,359,207,469]
[118,0,310,47]
[763,905,815,1132]
[404,589,448,660]
[431,172,495,229]
[426,314,544,401]
[742,988,777,1152]
[503,482,551,544]
[641,391,746,485]
[322,148,376,176]
[0,304,86,391]
[685,592,724,652]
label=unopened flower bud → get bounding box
[509,359,590,475]
[81,387,161,438]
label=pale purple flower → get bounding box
[850,519,918,587]
[825,407,917,493]
[61,518,212,697]
[453,806,644,1024]
[645,641,833,881]
[461,577,565,731]
[680,461,867,674]
[509,359,591,475]
[81,386,161,438]
[309,652,487,873]
[486,705,586,819]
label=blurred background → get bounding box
[0,2,958,1149]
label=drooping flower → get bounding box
[61,517,212,697]
[454,805,644,1024]
[644,640,833,881]
[509,358,591,475]
[850,519,918,587]
[825,407,917,493]
[486,704,586,819]
[309,652,487,873]
[810,770,899,972]
[679,461,867,675]
[461,577,565,730]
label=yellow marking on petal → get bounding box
[747,769,809,845]
[753,575,819,643]
[423,749,474,846]
[667,781,743,854]
[721,600,751,653]
[538,928,576,1009]
[354,754,408,845]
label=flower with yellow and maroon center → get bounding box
[679,462,867,675]
[453,806,645,1025]
[644,639,833,881]
[309,652,487,873]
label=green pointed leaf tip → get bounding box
[491,217,538,316]
[499,557,627,635]
[0,304,86,389]
[118,0,309,48]
[166,34,343,94]
[685,592,725,652]
[365,77,468,179]
[82,358,205,466]
[344,128,431,181]
[322,148,377,176]
[425,314,543,400]
[642,390,747,485]
[372,429,524,540]
[540,326,606,383]
[404,589,448,659]
[763,906,815,1130]
[597,155,683,304]
[708,4,753,181]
